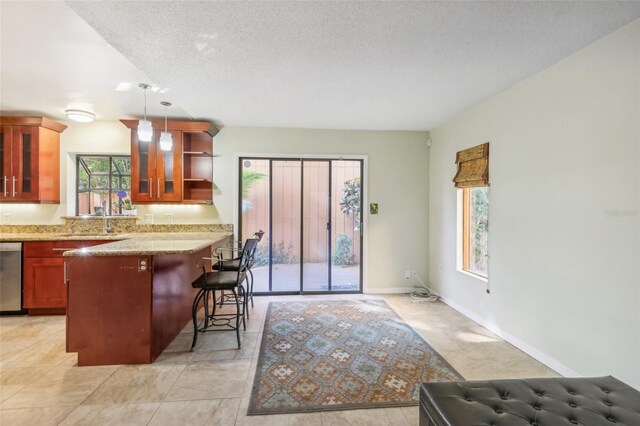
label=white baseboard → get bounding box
[365,287,414,294]
[439,295,581,378]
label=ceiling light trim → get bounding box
[65,109,95,123]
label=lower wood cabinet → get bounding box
[23,240,109,313]
[23,257,65,309]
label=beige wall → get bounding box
[429,20,640,387]
[213,127,431,293]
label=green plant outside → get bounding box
[332,233,355,267]
[339,177,361,230]
[242,170,267,200]
[253,238,298,267]
[470,187,489,276]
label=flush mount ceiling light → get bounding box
[137,83,153,142]
[159,101,173,151]
[65,109,95,123]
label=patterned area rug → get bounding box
[248,299,462,415]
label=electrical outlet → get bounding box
[412,270,418,277]
[439,263,443,272]
[1,213,11,224]
[165,213,174,224]
[404,270,411,279]
[144,214,153,224]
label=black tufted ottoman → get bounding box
[420,376,640,426]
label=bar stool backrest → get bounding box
[237,237,259,284]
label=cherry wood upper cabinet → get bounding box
[121,119,215,204]
[0,116,67,203]
[129,129,183,203]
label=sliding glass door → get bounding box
[240,158,362,294]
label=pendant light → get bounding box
[159,101,173,151]
[137,83,153,142]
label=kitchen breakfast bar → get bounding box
[63,232,232,366]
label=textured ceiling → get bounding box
[3,1,640,130]
[0,1,189,122]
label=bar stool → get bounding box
[190,237,258,351]
[213,230,264,314]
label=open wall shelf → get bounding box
[183,131,214,203]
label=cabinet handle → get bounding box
[2,176,6,197]
[12,176,16,197]
[157,178,160,199]
[149,177,153,198]
[63,261,67,284]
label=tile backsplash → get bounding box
[0,216,232,234]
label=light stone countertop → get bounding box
[0,233,126,241]
[0,231,233,256]
[63,232,232,256]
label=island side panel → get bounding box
[67,255,153,366]
[151,248,210,360]
[150,236,232,360]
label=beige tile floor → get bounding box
[0,294,558,425]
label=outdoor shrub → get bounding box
[332,234,355,266]
[253,238,298,266]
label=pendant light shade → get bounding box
[138,119,153,142]
[137,83,153,142]
[159,131,172,151]
[159,101,173,151]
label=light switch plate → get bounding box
[1,213,11,224]
[165,213,174,224]
[144,214,153,224]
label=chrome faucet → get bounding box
[102,201,111,234]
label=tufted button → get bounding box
[531,422,538,426]
[495,408,503,414]
[535,391,544,396]
[569,402,577,408]
[501,395,508,400]
[603,401,612,406]
[465,397,472,402]
[569,419,578,424]
[602,388,610,394]
[533,404,541,410]
[567,389,576,395]
[606,416,616,423]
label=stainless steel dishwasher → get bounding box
[0,242,25,315]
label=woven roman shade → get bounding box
[452,142,489,188]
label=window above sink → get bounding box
[76,155,132,216]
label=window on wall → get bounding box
[461,187,489,278]
[76,155,131,215]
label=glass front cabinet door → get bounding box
[0,126,11,200]
[130,133,158,203]
[131,129,183,203]
[11,126,39,201]
[155,130,182,202]
[0,117,66,204]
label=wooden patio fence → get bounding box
[241,159,361,264]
